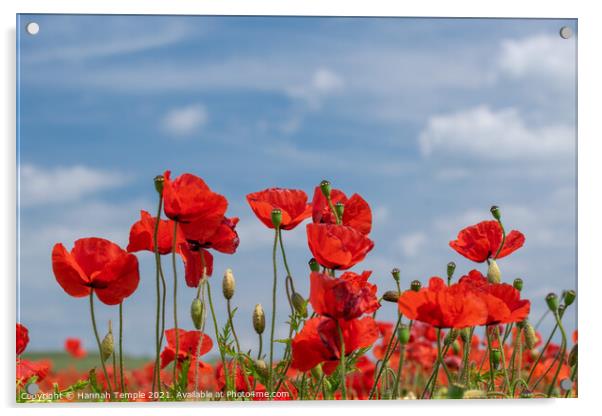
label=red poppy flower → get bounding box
[311,186,372,235]
[65,338,87,358]
[16,323,29,355]
[127,210,185,255]
[179,243,214,287]
[291,316,379,373]
[397,277,488,329]
[162,170,228,224]
[458,270,531,324]
[449,220,525,263]
[306,223,374,270]
[309,270,379,320]
[52,237,140,305]
[246,188,311,230]
[180,216,240,254]
[17,359,50,383]
[215,361,255,392]
[160,328,213,369]
[346,356,376,400]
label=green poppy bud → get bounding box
[100,321,114,362]
[253,304,265,335]
[271,209,282,229]
[523,321,537,349]
[398,324,410,345]
[190,298,205,330]
[222,268,235,300]
[490,348,501,369]
[452,340,461,355]
[334,202,344,221]
[382,290,400,303]
[154,175,165,194]
[546,293,559,312]
[410,280,421,292]
[308,258,320,272]
[490,205,501,221]
[487,260,501,284]
[460,328,471,344]
[310,364,323,380]
[513,278,523,292]
[391,267,401,283]
[319,180,332,198]
[563,290,576,307]
[446,262,456,280]
[255,359,269,378]
[568,344,578,367]
[445,329,459,345]
[292,292,308,318]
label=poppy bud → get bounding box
[568,344,578,367]
[222,268,235,300]
[319,180,332,198]
[255,359,269,378]
[382,290,400,303]
[190,298,205,330]
[100,321,114,362]
[391,267,401,283]
[490,205,501,221]
[310,364,323,380]
[334,202,344,220]
[447,383,465,399]
[563,290,576,307]
[546,293,559,312]
[154,175,165,194]
[253,304,265,335]
[308,258,320,273]
[460,328,471,344]
[446,262,456,280]
[490,348,501,369]
[292,292,308,318]
[271,209,282,229]
[452,340,461,355]
[487,260,501,284]
[398,324,410,345]
[445,329,459,345]
[410,280,421,292]
[513,278,523,292]
[523,322,537,349]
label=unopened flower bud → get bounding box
[487,260,501,284]
[222,268,235,300]
[546,293,559,312]
[334,202,344,220]
[271,209,282,229]
[446,262,456,280]
[100,321,114,362]
[154,175,165,194]
[319,180,332,198]
[310,365,323,380]
[292,292,308,318]
[513,278,523,292]
[190,298,205,330]
[452,340,461,355]
[253,304,265,335]
[255,359,269,378]
[490,205,501,221]
[460,328,471,344]
[410,280,421,292]
[382,290,400,303]
[308,258,320,272]
[490,348,501,369]
[398,324,410,345]
[523,322,537,349]
[391,268,401,283]
[445,329,459,345]
[568,344,578,367]
[563,290,576,307]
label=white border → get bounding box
[2,1,601,415]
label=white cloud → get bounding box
[498,33,576,82]
[418,105,573,160]
[286,68,344,110]
[20,164,126,207]
[396,232,428,258]
[161,104,208,137]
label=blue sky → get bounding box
[17,15,577,357]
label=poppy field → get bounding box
[16,172,577,402]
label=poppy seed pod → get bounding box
[391,268,401,283]
[447,262,456,279]
[487,259,501,284]
[319,180,332,198]
[398,324,410,345]
[271,209,282,229]
[563,290,576,307]
[308,258,320,272]
[410,280,421,292]
[190,298,205,330]
[490,348,501,369]
[222,268,235,300]
[334,202,344,221]
[383,290,400,303]
[513,278,523,292]
[546,293,559,312]
[253,304,265,335]
[154,175,165,194]
[568,344,578,367]
[523,322,537,349]
[292,292,308,318]
[490,205,501,221]
[100,321,114,362]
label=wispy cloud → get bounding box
[396,232,428,258]
[161,104,208,137]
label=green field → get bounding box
[21,352,152,372]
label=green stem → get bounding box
[206,281,231,395]
[119,302,125,394]
[171,220,179,388]
[546,311,567,397]
[437,329,452,385]
[337,321,347,400]
[486,326,496,391]
[495,327,511,392]
[227,299,253,393]
[88,292,113,396]
[268,227,279,398]
[493,219,506,259]
[369,312,403,399]
[152,194,163,394]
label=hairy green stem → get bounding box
[88,292,113,396]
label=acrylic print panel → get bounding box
[16,15,577,402]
